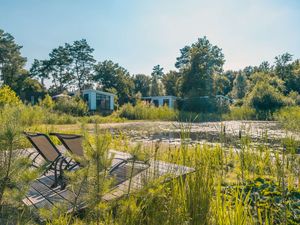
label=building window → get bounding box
[96,93,110,110]
[83,94,89,102]
[153,99,159,107]
[163,99,170,107]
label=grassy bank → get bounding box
[0,106,299,224]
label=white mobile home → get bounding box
[141,96,177,109]
[83,89,115,111]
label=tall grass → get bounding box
[274,106,300,131]
[118,102,178,120]
[1,105,300,224]
[117,101,225,122]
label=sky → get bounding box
[0,0,300,75]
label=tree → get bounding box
[29,59,50,86]
[249,72,285,93]
[48,45,73,93]
[287,60,300,93]
[0,29,27,88]
[231,72,248,99]
[16,76,45,103]
[242,66,255,78]
[150,65,164,96]
[247,82,287,113]
[162,70,181,96]
[133,74,151,97]
[175,46,191,70]
[275,53,293,80]
[93,60,134,105]
[178,37,225,97]
[30,39,95,93]
[0,85,22,107]
[69,39,96,91]
[258,61,271,73]
[39,94,54,109]
[213,74,231,96]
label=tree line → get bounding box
[1,28,300,110]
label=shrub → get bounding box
[246,82,289,119]
[0,85,22,107]
[118,101,178,120]
[177,96,229,114]
[39,94,54,109]
[53,96,88,116]
[274,106,300,131]
[224,106,256,120]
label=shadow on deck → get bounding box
[22,148,194,213]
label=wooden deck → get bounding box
[22,147,194,212]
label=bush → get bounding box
[224,106,256,120]
[38,94,54,109]
[118,101,178,120]
[177,96,230,114]
[53,96,88,116]
[274,106,300,131]
[246,82,290,119]
[0,85,22,107]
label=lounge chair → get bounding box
[49,132,85,170]
[50,132,151,183]
[23,132,71,188]
[50,132,130,169]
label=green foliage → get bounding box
[0,106,38,219]
[231,178,300,224]
[213,74,231,96]
[0,29,27,88]
[0,85,22,107]
[274,106,300,131]
[133,74,151,97]
[249,72,285,93]
[178,96,229,114]
[53,96,88,116]
[247,82,289,115]
[30,59,50,86]
[39,94,55,109]
[275,53,293,81]
[47,45,73,93]
[69,39,96,91]
[224,106,256,120]
[118,101,177,120]
[16,76,45,103]
[179,36,225,97]
[31,39,95,93]
[162,70,181,96]
[150,64,164,96]
[93,60,134,105]
[231,72,248,99]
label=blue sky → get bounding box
[0,0,299,75]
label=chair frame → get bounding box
[50,132,151,186]
[23,132,70,188]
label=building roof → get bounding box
[52,94,71,99]
[83,89,115,96]
[141,95,177,99]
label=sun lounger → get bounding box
[50,132,150,180]
[23,132,72,188]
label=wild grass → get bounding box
[38,124,297,225]
[274,106,300,132]
[117,101,225,122]
[0,105,300,224]
[118,101,178,121]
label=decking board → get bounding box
[22,147,194,212]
